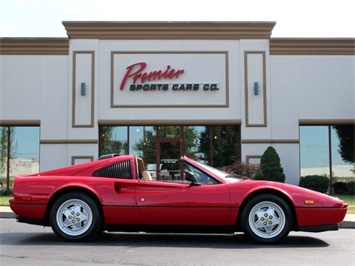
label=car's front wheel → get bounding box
[241,194,293,244]
[49,192,102,241]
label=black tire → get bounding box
[241,193,293,244]
[49,192,102,241]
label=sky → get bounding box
[0,0,354,38]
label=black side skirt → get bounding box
[105,224,236,234]
[298,224,338,232]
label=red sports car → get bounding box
[10,154,347,244]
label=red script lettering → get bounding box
[120,62,184,90]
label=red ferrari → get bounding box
[10,154,347,244]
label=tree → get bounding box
[254,146,285,183]
[134,129,156,162]
[183,126,200,156]
[99,126,124,156]
[333,125,355,163]
[199,126,240,168]
[333,125,355,174]
[134,126,198,161]
[0,127,8,175]
[0,126,16,193]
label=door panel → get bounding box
[135,180,230,225]
[104,180,144,225]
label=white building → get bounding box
[1,21,354,184]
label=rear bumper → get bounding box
[10,202,47,224]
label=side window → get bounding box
[93,160,132,179]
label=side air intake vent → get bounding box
[93,160,132,179]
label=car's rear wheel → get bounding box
[49,192,102,241]
[241,194,292,244]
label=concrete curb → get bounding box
[0,211,15,219]
[0,207,16,219]
[1,206,354,228]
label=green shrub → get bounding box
[299,175,329,193]
[333,181,355,195]
[346,181,355,195]
[333,182,348,194]
[253,146,285,183]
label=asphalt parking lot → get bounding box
[0,217,354,266]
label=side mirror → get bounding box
[185,171,201,186]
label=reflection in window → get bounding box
[129,126,144,155]
[99,126,128,155]
[300,125,355,180]
[158,126,181,138]
[184,126,205,161]
[135,126,156,164]
[199,126,241,168]
[99,125,241,171]
[332,125,355,179]
[300,126,330,176]
[0,126,40,192]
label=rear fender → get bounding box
[44,185,103,226]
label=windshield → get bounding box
[185,159,242,183]
[201,163,242,183]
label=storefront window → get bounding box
[129,126,144,155]
[0,126,40,193]
[184,126,206,162]
[300,126,330,176]
[158,126,181,138]
[134,126,156,163]
[332,125,355,179]
[300,125,355,191]
[199,125,241,168]
[99,125,241,176]
[99,126,128,155]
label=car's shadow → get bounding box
[1,231,329,248]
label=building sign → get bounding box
[120,62,185,91]
[111,52,229,108]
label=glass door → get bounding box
[154,126,184,181]
[157,141,183,181]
